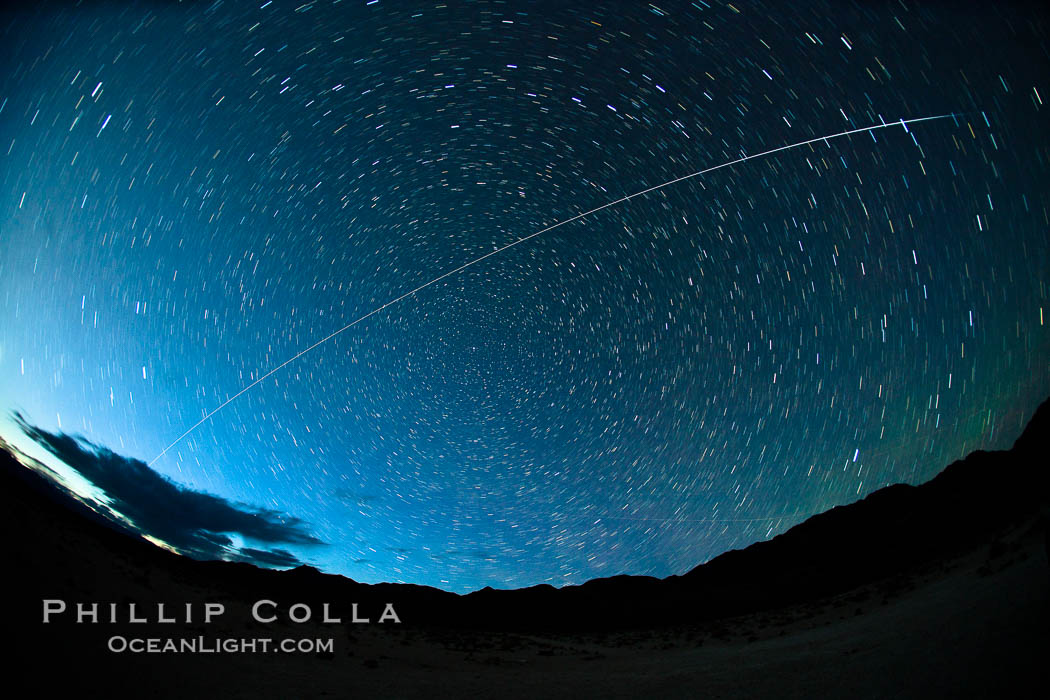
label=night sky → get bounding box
[1,0,1048,593]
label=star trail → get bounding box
[148,113,957,467]
[1,1,1047,593]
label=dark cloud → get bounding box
[15,414,323,569]
[234,547,303,568]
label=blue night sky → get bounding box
[1,0,1047,593]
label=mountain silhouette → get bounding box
[5,398,1048,698]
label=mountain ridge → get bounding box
[5,397,1047,632]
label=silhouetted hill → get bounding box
[5,398,1048,636]
[678,399,1048,611]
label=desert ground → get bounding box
[20,511,1045,699]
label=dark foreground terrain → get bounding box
[7,400,1050,698]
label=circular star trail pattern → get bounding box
[1,1,1048,593]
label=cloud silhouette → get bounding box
[15,414,323,569]
[235,547,303,568]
